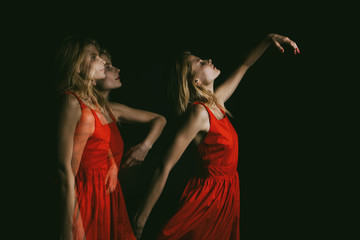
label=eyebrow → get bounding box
[191,58,201,64]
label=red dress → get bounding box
[68,92,136,240]
[158,102,240,240]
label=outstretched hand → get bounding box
[121,143,151,169]
[132,215,146,240]
[268,33,300,54]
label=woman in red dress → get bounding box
[55,36,166,240]
[133,33,300,239]
[95,48,167,238]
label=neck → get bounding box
[98,90,110,101]
[203,82,214,93]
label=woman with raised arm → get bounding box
[132,33,300,240]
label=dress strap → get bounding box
[108,107,117,123]
[217,105,226,116]
[192,101,214,121]
[65,91,86,109]
[192,101,226,121]
[192,101,207,110]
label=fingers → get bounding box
[122,157,137,169]
[134,227,143,240]
[106,180,118,195]
[273,40,284,53]
[271,34,301,55]
[287,40,300,55]
[121,158,131,169]
[283,37,301,55]
[104,173,109,186]
[122,155,144,169]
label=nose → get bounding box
[114,68,120,74]
[208,59,212,63]
[97,56,106,65]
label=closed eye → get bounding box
[105,64,111,70]
[197,59,205,65]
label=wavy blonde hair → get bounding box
[169,51,230,116]
[53,35,106,110]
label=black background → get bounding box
[6,2,352,240]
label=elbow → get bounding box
[159,115,167,126]
[57,166,74,190]
[152,115,167,128]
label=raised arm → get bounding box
[109,102,167,169]
[57,94,82,240]
[215,33,300,104]
[132,104,209,239]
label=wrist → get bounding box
[141,141,152,151]
[266,33,275,42]
[107,161,117,169]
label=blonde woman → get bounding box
[94,48,166,238]
[55,35,140,240]
[132,33,300,239]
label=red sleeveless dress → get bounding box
[158,102,240,240]
[67,92,136,240]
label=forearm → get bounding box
[59,169,75,240]
[242,34,272,68]
[215,35,272,103]
[134,165,170,225]
[141,116,166,149]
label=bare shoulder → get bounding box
[188,103,209,122]
[58,93,82,125]
[61,93,81,112]
[109,102,127,110]
[180,103,210,134]
[109,102,128,118]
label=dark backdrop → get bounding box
[8,2,347,240]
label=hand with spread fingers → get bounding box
[268,33,300,54]
[105,163,119,195]
[121,143,151,169]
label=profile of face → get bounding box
[188,54,221,87]
[80,44,106,84]
[96,54,121,91]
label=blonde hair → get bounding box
[53,35,106,110]
[170,51,230,116]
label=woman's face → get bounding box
[96,54,121,91]
[80,44,106,82]
[189,54,220,86]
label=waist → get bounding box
[196,167,238,179]
[80,149,111,168]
